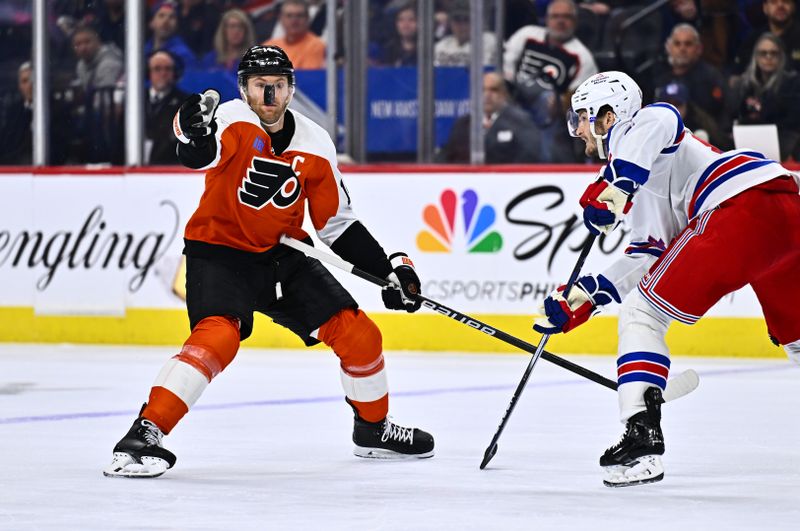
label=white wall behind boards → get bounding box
[0,170,760,317]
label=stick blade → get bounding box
[663,369,700,403]
[480,443,498,469]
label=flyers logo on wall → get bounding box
[417,189,503,253]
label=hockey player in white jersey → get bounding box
[533,71,800,487]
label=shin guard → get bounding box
[143,316,240,433]
[318,309,388,422]
[616,291,673,423]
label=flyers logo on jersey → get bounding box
[238,157,301,210]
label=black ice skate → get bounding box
[353,416,434,459]
[600,387,665,487]
[103,410,177,478]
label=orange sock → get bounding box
[143,316,240,433]
[318,309,388,422]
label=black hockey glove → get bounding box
[382,252,422,313]
[173,89,220,144]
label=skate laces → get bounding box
[140,419,164,446]
[608,421,637,452]
[380,418,414,445]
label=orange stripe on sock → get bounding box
[342,355,385,377]
[142,387,189,434]
[180,316,241,379]
[319,309,383,376]
[349,394,388,423]
[174,346,217,381]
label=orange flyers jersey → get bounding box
[184,100,357,253]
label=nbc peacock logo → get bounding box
[417,189,503,253]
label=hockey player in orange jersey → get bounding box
[104,45,434,478]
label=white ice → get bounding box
[1,344,799,530]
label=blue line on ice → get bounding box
[0,363,793,425]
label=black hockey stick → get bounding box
[280,234,617,391]
[479,234,598,469]
[279,235,698,406]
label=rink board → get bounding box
[0,167,779,357]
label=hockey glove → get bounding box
[382,252,422,313]
[533,274,621,334]
[173,89,221,144]
[579,177,634,235]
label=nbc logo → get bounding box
[417,189,503,253]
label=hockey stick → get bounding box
[279,235,698,405]
[479,234,597,469]
[280,234,616,391]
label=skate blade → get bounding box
[602,455,664,488]
[353,446,434,460]
[103,452,169,478]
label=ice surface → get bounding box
[1,344,799,530]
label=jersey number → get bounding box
[238,157,301,210]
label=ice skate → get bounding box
[353,416,434,459]
[600,387,664,487]
[103,414,176,478]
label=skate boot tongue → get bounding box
[353,416,434,459]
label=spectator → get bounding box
[145,51,188,165]
[372,2,417,66]
[96,0,125,51]
[263,0,325,69]
[71,23,125,164]
[201,9,257,73]
[730,32,800,160]
[433,0,497,67]
[438,72,542,164]
[504,0,598,100]
[653,23,728,124]
[145,1,198,70]
[0,62,33,165]
[179,0,222,58]
[734,0,800,74]
[504,0,597,162]
[0,62,69,165]
[267,0,328,39]
[655,81,732,150]
[72,23,124,90]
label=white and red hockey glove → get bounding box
[579,177,634,235]
[173,89,220,144]
[382,252,422,313]
[533,274,621,334]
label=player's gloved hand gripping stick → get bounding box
[279,235,699,424]
[381,252,423,313]
[533,273,621,334]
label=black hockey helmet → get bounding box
[237,45,295,90]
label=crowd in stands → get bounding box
[1,0,800,165]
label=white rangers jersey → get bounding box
[599,103,800,297]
